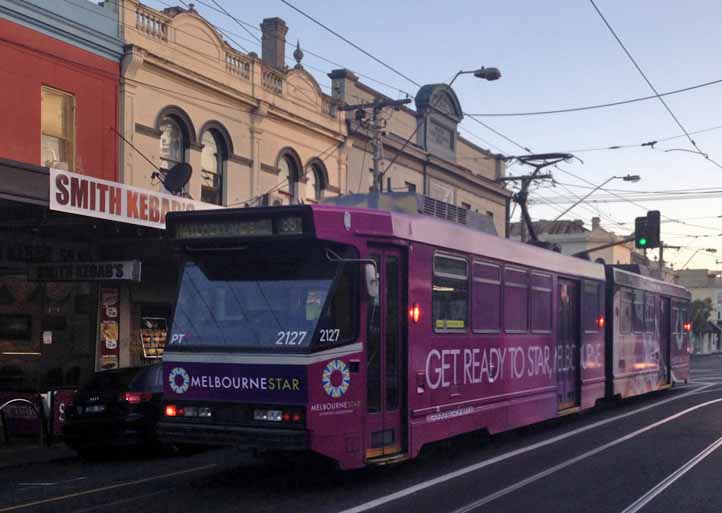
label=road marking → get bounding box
[0,464,217,512]
[336,384,714,513]
[620,434,722,513]
[68,490,167,513]
[448,397,722,513]
[17,477,87,487]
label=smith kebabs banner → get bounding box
[50,168,221,230]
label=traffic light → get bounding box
[634,210,660,249]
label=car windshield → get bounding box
[169,243,356,350]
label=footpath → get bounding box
[0,442,75,471]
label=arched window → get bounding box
[200,130,224,205]
[277,155,299,204]
[159,116,185,170]
[305,162,326,203]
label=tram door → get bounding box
[365,248,404,459]
[557,279,580,410]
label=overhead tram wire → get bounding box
[588,0,722,171]
[212,0,680,235]
[277,0,421,89]
[464,77,722,117]
[207,0,531,174]
[196,0,414,98]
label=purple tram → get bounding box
[158,204,690,470]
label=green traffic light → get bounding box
[639,238,648,246]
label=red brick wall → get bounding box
[0,18,119,180]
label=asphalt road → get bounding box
[2,355,722,513]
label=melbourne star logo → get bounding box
[322,359,350,398]
[169,367,190,394]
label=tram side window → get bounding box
[504,267,528,333]
[645,294,656,334]
[472,261,501,333]
[582,281,601,332]
[530,272,552,333]
[632,290,645,333]
[620,289,633,334]
[432,254,468,332]
[318,264,355,341]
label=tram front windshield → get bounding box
[169,243,355,351]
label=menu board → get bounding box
[98,287,120,368]
[140,317,167,359]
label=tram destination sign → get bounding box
[49,169,221,230]
[28,260,142,282]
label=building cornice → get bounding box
[0,0,123,61]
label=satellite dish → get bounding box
[157,163,192,195]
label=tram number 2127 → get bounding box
[319,329,340,343]
[275,331,308,345]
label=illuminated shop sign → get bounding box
[49,169,221,230]
[27,260,142,282]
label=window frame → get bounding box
[620,288,634,334]
[159,116,187,169]
[503,265,529,334]
[41,85,75,170]
[471,259,502,334]
[432,252,469,334]
[200,130,225,206]
[529,271,553,334]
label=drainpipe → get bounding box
[422,155,429,196]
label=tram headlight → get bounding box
[277,216,303,235]
[253,409,284,422]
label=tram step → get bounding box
[557,406,581,417]
[367,452,410,466]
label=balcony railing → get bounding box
[136,6,168,41]
[262,69,284,96]
[225,52,251,80]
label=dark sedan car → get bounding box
[63,365,163,459]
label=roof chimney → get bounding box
[260,17,288,70]
[592,217,601,230]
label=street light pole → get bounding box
[551,174,641,222]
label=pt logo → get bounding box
[169,367,190,394]
[322,359,350,398]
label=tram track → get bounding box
[2,381,720,513]
[336,383,717,513]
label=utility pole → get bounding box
[497,152,574,243]
[339,98,411,193]
[498,174,553,242]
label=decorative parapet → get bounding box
[262,68,284,96]
[225,52,251,80]
[136,4,169,41]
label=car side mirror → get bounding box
[364,263,379,300]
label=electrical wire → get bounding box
[465,77,722,117]
[196,0,414,98]
[588,0,722,171]
[277,0,421,89]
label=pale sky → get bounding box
[146,0,722,270]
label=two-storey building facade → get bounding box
[0,0,122,393]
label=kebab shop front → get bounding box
[0,166,218,441]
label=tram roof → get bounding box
[311,205,607,281]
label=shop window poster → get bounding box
[99,287,119,369]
